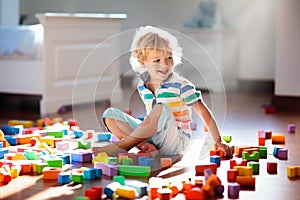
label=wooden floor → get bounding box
[0,81,300,199]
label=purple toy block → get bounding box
[228,183,240,199]
[215,185,224,196]
[204,168,214,180]
[278,148,288,160]
[94,162,118,177]
[71,151,92,163]
[287,124,296,133]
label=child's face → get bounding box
[141,50,174,83]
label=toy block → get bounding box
[227,169,238,182]
[287,124,296,133]
[73,130,83,138]
[93,152,109,163]
[223,134,232,143]
[215,184,224,196]
[265,130,272,139]
[56,141,69,151]
[8,120,34,128]
[104,182,121,198]
[71,151,92,163]
[0,130,10,147]
[161,157,172,169]
[259,146,267,159]
[190,122,197,130]
[0,141,2,148]
[46,130,64,138]
[77,140,91,149]
[95,168,102,178]
[233,166,253,177]
[91,186,103,199]
[117,165,150,177]
[2,125,20,135]
[97,132,112,141]
[258,135,265,146]
[195,163,217,176]
[94,162,118,177]
[210,155,221,167]
[36,163,48,174]
[137,151,151,158]
[204,168,215,180]
[273,147,282,158]
[148,186,160,200]
[210,150,220,156]
[236,176,255,187]
[56,153,71,165]
[58,172,71,185]
[118,155,128,164]
[272,134,285,144]
[192,177,204,188]
[0,149,9,159]
[73,197,89,200]
[4,136,17,145]
[247,162,260,175]
[287,166,300,178]
[0,166,12,183]
[119,152,137,164]
[137,156,147,166]
[47,159,63,168]
[234,146,259,157]
[108,156,118,164]
[10,165,21,178]
[116,185,137,199]
[126,180,148,197]
[265,105,276,114]
[4,153,15,160]
[157,188,172,200]
[113,175,125,185]
[122,158,134,165]
[278,149,288,160]
[228,183,240,199]
[230,159,248,169]
[242,151,260,161]
[84,188,98,200]
[83,168,96,180]
[202,174,221,197]
[267,162,277,174]
[43,167,61,180]
[0,140,7,148]
[146,157,155,168]
[72,172,84,183]
[19,162,32,174]
[12,153,27,161]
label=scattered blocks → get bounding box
[267,162,278,174]
[71,151,93,163]
[287,166,300,178]
[195,163,217,176]
[272,134,285,144]
[94,162,118,177]
[242,151,260,162]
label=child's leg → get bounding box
[92,104,163,156]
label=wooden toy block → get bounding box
[287,166,300,178]
[40,136,56,147]
[161,157,172,169]
[4,136,17,145]
[12,153,27,160]
[58,172,71,185]
[91,186,103,199]
[259,146,268,159]
[264,105,276,114]
[0,130,10,147]
[242,148,260,156]
[210,155,221,167]
[185,187,206,200]
[223,134,232,143]
[104,182,121,198]
[56,141,69,151]
[287,124,296,133]
[273,147,282,158]
[10,165,21,178]
[72,172,84,183]
[265,130,272,139]
[73,130,83,138]
[8,120,34,128]
[56,153,71,165]
[236,176,255,187]
[68,119,78,127]
[195,163,217,176]
[215,184,225,196]
[247,162,260,175]
[118,165,151,177]
[233,166,253,177]
[137,151,151,158]
[230,159,248,169]
[242,151,260,161]
[113,175,125,185]
[204,168,215,180]
[97,132,112,141]
[272,134,285,144]
[0,141,2,148]
[4,153,15,160]
[78,141,91,149]
[278,149,288,160]
[258,135,265,146]
[73,197,89,200]
[0,149,9,159]
[202,174,221,197]
[0,166,12,183]
[234,146,259,157]
[94,162,118,177]
[43,167,61,180]
[146,158,155,168]
[148,186,160,200]
[210,150,220,156]
[267,162,277,174]
[93,152,109,164]
[116,185,138,199]
[36,163,48,174]
[95,168,103,178]
[227,169,238,182]
[47,159,63,168]
[122,158,134,165]
[71,151,92,163]
[157,188,172,200]
[108,156,118,164]
[83,168,96,180]
[119,152,137,164]
[138,156,147,166]
[126,180,148,197]
[2,125,20,135]
[19,162,32,174]
[228,183,240,199]
[84,188,98,200]
[46,130,64,138]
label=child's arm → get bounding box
[192,100,233,156]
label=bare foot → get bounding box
[91,143,128,157]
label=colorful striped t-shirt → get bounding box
[137,72,202,131]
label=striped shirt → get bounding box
[137,72,202,131]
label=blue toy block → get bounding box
[58,172,71,185]
[71,151,92,163]
[84,168,96,180]
[104,182,121,198]
[95,168,103,178]
[2,125,20,135]
[4,136,17,146]
[0,141,3,148]
[56,153,71,165]
[273,147,283,158]
[146,158,154,168]
[137,156,147,166]
[73,130,83,138]
[97,132,112,142]
[0,149,9,159]
[210,155,221,167]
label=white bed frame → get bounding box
[0,13,126,115]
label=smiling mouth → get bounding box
[157,68,169,75]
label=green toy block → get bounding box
[46,131,64,138]
[247,161,260,175]
[242,151,260,161]
[108,157,118,164]
[73,197,89,200]
[36,163,48,174]
[122,158,134,165]
[78,141,91,149]
[259,146,267,159]
[24,150,41,160]
[72,173,84,183]
[117,165,150,177]
[223,134,232,143]
[113,175,125,185]
[47,159,63,168]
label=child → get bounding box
[92,26,233,158]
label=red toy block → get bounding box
[157,188,172,200]
[236,176,255,187]
[91,186,102,199]
[0,166,12,183]
[272,134,285,144]
[210,150,220,156]
[267,162,278,174]
[230,159,248,169]
[264,105,276,114]
[195,163,217,176]
[85,188,98,200]
[185,187,205,200]
[227,169,238,182]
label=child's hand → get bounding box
[140,142,158,152]
[214,140,234,157]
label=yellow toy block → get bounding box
[92,152,109,163]
[287,166,300,178]
[10,165,21,178]
[233,166,253,177]
[8,120,34,128]
[0,130,10,147]
[39,136,55,147]
[12,153,27,160]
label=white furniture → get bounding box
[0,13,126,114]
[178,28,238,92]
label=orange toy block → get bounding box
[0,166,12,183]
[234,146,259,157]
[202,174,221,197]
[195,163,217,176]
[230,159,248,169]
[185,187,206,200]
[43,167,61,180]
[287,166,300,178]
[227,169,238,182]
[272,134,285,144]
[236,176,255,187]
[157,188,172,200]
[17,134,41,145]
[233,166,253,176]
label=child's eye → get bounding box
[168,56,173,60]
[153,59,160,63]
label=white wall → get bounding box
[0,0,19,25]
[275,0,300,96]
